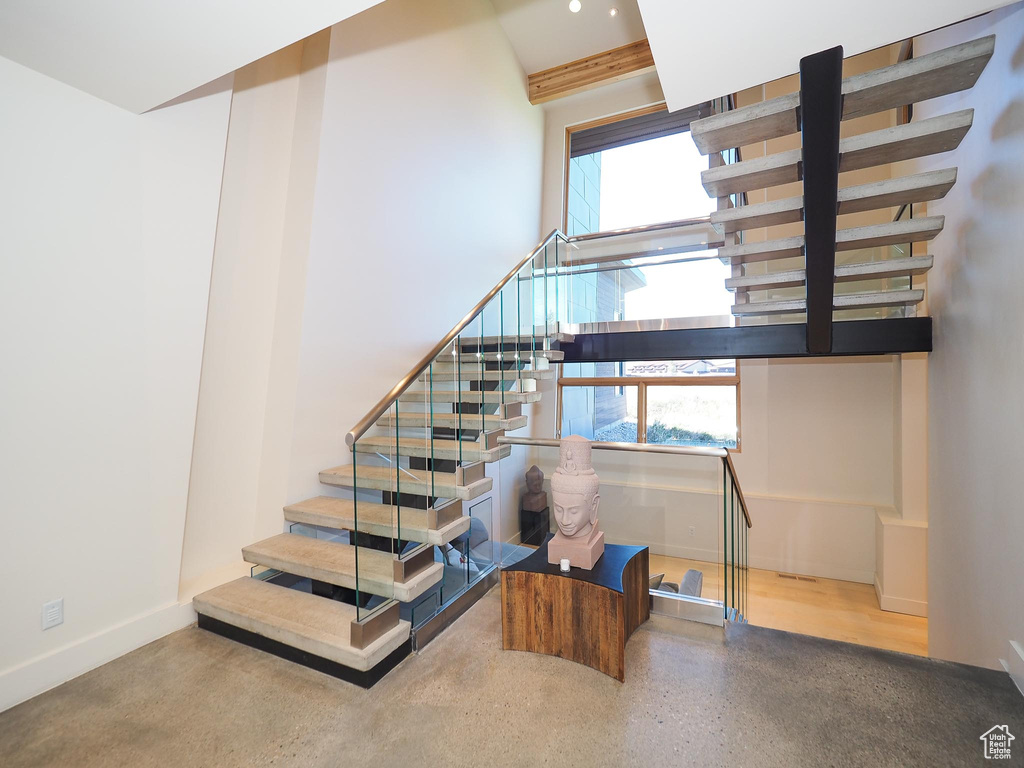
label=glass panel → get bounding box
[498,440,729,611]
[559,385,639,442]
[559,255,733,327]
[645,385,738,449]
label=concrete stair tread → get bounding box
[283,496,470,546]
[242,533,442,602]
[400,389,542,405]
[353,434,511,462]
[719,217,944,265]
[193,577,410,672]
[691,35,993,154]
[726,255,934,292]
[320,463,493,501]
[701,111,972,198]
[474,350,563,361]
[374,412,527,431]
[732,288,925,316]
[461,332,573,346]
[711,169,957,234]
[419,369,553,382]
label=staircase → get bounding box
[690,35,994,319]
[193,230,574,685]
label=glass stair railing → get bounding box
[496,437,751,625]
[339,231,573,628]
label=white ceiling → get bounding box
[0,0,384,113]
[491,0,647,74]
[638,0,1013,112]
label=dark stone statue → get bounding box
[519,465,550,546]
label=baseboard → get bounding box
[0,601,197,714]
[873,575,928,617]
[751,553,874,585]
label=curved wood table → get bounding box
[501,539,649,681]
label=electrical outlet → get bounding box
[42,598,63,630]
[688,525,696,537]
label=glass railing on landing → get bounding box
[495,437,751,625]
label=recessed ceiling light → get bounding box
[609,7,618,16]
[569,0,582,12]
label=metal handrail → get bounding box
[499,436,752,528]
[497,435,727,458]
[345,229,568,446]
[724,449,752,528]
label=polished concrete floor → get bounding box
[1,587,1021,768]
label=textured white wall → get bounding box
[905,4,1024,669]
[0,58,231,711]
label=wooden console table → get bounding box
[500,539,649,681]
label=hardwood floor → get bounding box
[649,554,928,656]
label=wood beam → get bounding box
[527,39,655,105]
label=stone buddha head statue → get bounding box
[550,435,600,540]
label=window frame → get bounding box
[556,361,742,451]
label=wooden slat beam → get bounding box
[527,39,655,105]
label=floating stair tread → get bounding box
[835,216,944,251]
[690,36,993,154]
[353,435,511,462]
[400,390,542,405]
[374,412,527,431]
[719,236,805,265]
[691,93,800,155]
[461,332,573,346]
[283,496,471,546]
[839,110,973,173]
[193,577,410,672]
[725,255,934,291]
[701,148,801,198]
[320,464,493,501]
[242,533,442,603]
[715,169,957,234]
[701,111,971,198]
[722,217,942,265]
[475,350,563,361]
[421,369,554,382]
[837,169,957,215]
[842,35,994,120]
[712,195,803,234]
[732,289,924,316]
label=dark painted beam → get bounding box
[559,318,932,362]
[800,46,844,354]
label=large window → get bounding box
[558,360,740,450]
[565,104,715,237]
[561,104,734,327]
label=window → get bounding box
[561,104,735,327]
[564,103,714,237]
[558,360,740,450]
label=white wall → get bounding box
[287,0,544,536]
[0,58,231,711]
[178,34,331,602]
[905,4,1024,670]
